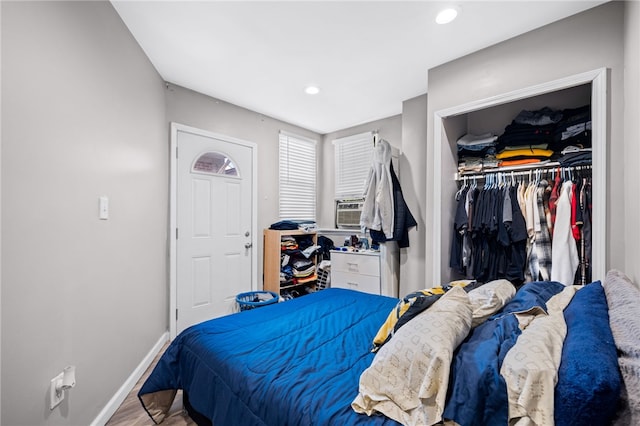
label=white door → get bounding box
[172,124,256,336]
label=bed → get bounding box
[139,270,640,426]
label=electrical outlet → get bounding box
[99,196,109,220]
[49,372,64,410]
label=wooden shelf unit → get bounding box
[263,229,318,296]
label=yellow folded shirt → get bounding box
[496,148,554,160]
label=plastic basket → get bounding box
[236,291,279,311]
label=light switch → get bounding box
[50,372,65,410]
[99,196,109,220]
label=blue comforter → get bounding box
[140,283,621,426]
[139,288,401,426]
[443,280,621,426]
[443,280,565,426]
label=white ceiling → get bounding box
[111,1,606,134]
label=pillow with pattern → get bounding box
[602,269,640,425]
[468,279,516,327]
[353,286,472,426]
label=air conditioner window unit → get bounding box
[335,199,364,229]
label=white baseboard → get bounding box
[91,331,169,426]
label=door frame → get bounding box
[431,68,608,285]
[169,122,258,339]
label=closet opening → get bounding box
[432,68,607,286]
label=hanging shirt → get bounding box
[450,187,469,273]
[517,181,527,219]
[571,181,582,241]
[524,182,537,282]
[551,181,580,285]
[360,139,394,238]
[543,180,553,237]
[369,162,418,247]
[548,172,562,229]
[464,187,478,278]
[504,184,528,284]
[525,182,537,239]
[535,185,552,281]
[580,179,593,283]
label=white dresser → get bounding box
[330,244,399,297]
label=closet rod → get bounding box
[455,162,592,181]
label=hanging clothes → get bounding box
[360,139,394,238]
[524,181,537,282]
[463,186,475,275]
[548,171,562,228]
[580,178,593,284]
[551,180,580,285]
[503,184,528,283]
[369,162,417,248]
[363,139,417,247]
[534,184,552,281]
[450,166,591,286]
[450,186,469,274]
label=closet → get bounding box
[432,68,607,286]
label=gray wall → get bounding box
[399,94,427,294]
[1,2,168,424]
[424,1,629,286]
[623,0,640,283]
[165,84,321,287]
[0,1,3,421]
[1,0,638,423]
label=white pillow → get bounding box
[468,279,516,327]
[352,286,472,426]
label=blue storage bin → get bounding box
[236,291,279,311]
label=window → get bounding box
[192,152,239,176]
[333,131,374,200]
[279,131,317,221]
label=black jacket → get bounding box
[369,162,417,248]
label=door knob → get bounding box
[245,242,253,249]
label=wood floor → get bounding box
[105,342,197,426]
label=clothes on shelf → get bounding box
[456,133,498,158]
[495,148,554,161]
[458,105,592,174]
[456,133,499,173]
[279,234,318,288]
[449,166,592,286]
[269,219,317,232]
[513,106,563,126]
[552,105,592,152]
[558,148,592,166]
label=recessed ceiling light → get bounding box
[305,86,320,95]
[436,7,459,25]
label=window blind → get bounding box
[333,131,374,199]
[279,131,317,221]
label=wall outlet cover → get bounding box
[49,372,64,410]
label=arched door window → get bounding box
[192,152,239,177]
